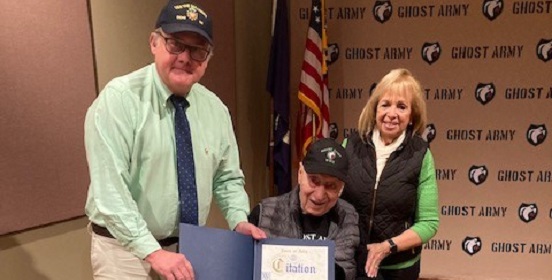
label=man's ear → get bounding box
[338,186,344,197]
[297,162,307,186]
[149,33,158,52]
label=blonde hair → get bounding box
[357,68,427,142]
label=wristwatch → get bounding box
[387,239,398,254]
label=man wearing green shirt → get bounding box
[84,1,265,279]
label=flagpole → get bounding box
[312,111,317,144]
[267,0,276,197]
[268,101,276,197]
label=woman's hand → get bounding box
[365,241,391,278]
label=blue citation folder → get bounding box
[179,223,335,280]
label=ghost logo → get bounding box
[422,124,436,144]
[462,237,482,256]
[373,1,392,23]
[482,0,503,21]
[369,83,377,97]
[421,42,441,65]
[526,124,547,146]
[329,123,339,139]
[536,39,552,62]
[518,203,538,223]
[326,43,339,65]
[468,165,488,186]
[327,150,337,162]
[475,83,496,105]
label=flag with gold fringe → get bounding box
[296,0,330,159]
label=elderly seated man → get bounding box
[249,138,360,280]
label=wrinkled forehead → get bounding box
[306,173,343,185]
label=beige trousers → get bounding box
[88,223,176,280]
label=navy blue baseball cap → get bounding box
[155,1,213,45]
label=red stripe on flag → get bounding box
[296,0,330,159]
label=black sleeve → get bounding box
[335,263,346,280]
[247,204,261,226]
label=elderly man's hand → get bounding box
[234,221,267,240]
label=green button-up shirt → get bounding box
[84,64,249,259]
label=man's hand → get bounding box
[145,249,194,280]
[234,221,267,239]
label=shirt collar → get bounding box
[151,64,196,108]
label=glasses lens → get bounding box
[165,39,181,54]
[162,36,209,61]
[190,48,209,61]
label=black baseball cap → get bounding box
[155,1,213,45]
[303,138,349,182]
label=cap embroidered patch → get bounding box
[155,1,213,44]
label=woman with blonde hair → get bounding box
[341,69,439,280]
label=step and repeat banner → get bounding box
[289,0,551,279]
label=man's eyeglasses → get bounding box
[155,32,211,62]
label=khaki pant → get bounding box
[88,223,176,280]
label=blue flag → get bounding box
[267,0,291,195]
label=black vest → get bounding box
[342,130,427,267]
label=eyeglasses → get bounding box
[155,32,211,62]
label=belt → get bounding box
[91,223,179,247]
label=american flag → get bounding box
[296,0,329,159]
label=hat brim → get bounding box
[161,24,213,45]
[303,165,347,182]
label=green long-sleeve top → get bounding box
[386,150,439,269]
